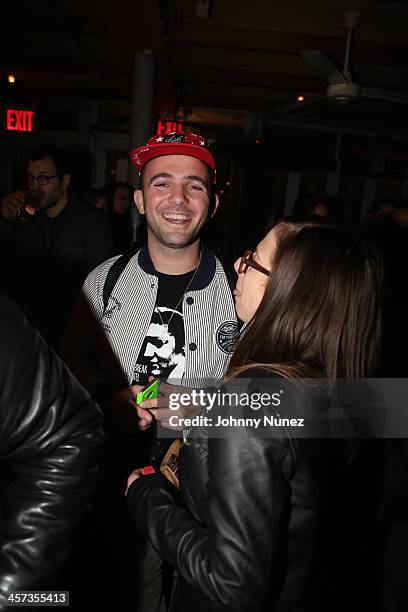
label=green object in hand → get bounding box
[136,379,161,405]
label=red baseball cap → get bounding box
[130,131,216,175]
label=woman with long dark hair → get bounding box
[126,220,383,612]
[230,220,382,379]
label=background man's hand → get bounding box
[0,191,25,221]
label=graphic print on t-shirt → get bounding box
[132,269,193,385]
[133,306,185,385]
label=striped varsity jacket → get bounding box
[79,244,239,389]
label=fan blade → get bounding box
[274,93,328,113]
[300,50,348,84]
[361,86,408,105]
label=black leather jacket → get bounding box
[127,372,327,612]
[0,296,103,606]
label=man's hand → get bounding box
[0,191,25,221]
[138,383,202,431]
[105,383,204,432]
[105,384,166,432]
[134,400,155,431]
[104,385,144,431]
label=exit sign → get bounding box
[5,108,34,132]
[156,118,185,136]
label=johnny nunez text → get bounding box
[168,414,305,429]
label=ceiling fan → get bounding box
[276,9,408,112]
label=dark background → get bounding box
[1,0,408,259]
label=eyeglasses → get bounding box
[26,174,59,186]
[238,250,270,277]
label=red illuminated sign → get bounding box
[6,109,34,132]
[156,119,185,136]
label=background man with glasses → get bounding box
[0,144,114,348]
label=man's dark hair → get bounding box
[140,165,217,215]
[26,145,71,177]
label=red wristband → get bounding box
[141,465,155,475]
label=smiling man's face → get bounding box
[134,154,212,250]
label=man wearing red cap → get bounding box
[62,132,238,611]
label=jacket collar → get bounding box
[138,243,216,291]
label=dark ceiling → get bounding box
[2,0,408,135]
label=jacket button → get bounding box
[186,296,194,305]
[189,342,197,351]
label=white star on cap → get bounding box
[156,136,164,142]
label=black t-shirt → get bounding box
[132,270,195,385]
